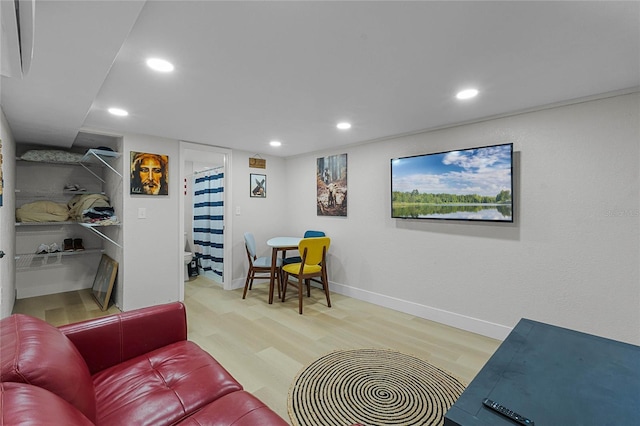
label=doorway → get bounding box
[179,142,232,300]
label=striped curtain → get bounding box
[193,168,224,282]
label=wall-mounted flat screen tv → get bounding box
[391,143,513,222]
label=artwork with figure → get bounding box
[0,139,3,206]
[130,151,169,195]
[250,173,266,198]
[317,153,347,216]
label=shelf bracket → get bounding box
[79,149,122,183]
[80,223,122,248]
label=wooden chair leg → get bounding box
[322,268,331,308]
[298,276,304,314]
[242,268,252,299]
[281,271,289,302]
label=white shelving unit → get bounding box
[15,249,105,271]
[14,148,123,298]
[15,221,122,250]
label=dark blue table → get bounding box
[444,318,640,426]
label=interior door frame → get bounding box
[179,141,233,299]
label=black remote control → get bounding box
[482,398,535,426]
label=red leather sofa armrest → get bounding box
[59,302,188,374]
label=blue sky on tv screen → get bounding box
[391,144,512,197]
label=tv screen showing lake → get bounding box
[391,144,513,222]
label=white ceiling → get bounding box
[1,1,639,157]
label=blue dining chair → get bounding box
[242,232,283,300]
[283,230,325,265]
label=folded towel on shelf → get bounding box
[81,206,118,225]
[84,216,119,226]
[82,207,115,219]
[68,194,111,222]
[16,201,70,222]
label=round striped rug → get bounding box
[288,348,466,426]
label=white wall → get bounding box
[102,135,124,306]
[0,108,16,317]
[4,94,637,346]
[120,133,181,310]
[230,151,288,288]
[120,136,289,310]
[284,93,640,345]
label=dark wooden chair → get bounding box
[242,232,282,300]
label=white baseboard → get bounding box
[228,276,512,341]
[329,281,512,341]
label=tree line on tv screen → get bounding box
[392,189,512,205]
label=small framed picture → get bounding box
[250,173,266,198]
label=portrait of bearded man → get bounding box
[130,152,169,195]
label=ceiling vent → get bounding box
[1,0,35,78]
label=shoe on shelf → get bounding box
[63,239,74,252]
[73,238,85,251]
[36,244,49,254]
[64,183,86,192]
[49,243,61,253]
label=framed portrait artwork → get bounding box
[91,254,118,311]
[130,151,169,195]
[317,153,347,216]
[0,138,3,206]
[250,173,266,198]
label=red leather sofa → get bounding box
[0,302,288,425]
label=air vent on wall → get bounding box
[1,0,35,78]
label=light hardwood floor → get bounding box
[12,287,121,325]
[12,277,501,423]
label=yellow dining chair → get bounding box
[281,237,331,314]
[282,230,325,265]
[242,232,283,300]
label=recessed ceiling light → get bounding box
[108,107,128,116]
[270,140,282,147]
[337,122,351,130]
[456,88,479,100]
[146,58,174,72]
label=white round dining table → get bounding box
[265,237,301,303]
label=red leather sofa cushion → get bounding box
[92,340,243,426]
[178,391,290,426]
[60,302,188,374]
[0,382,93,426]
[0,314,97,422]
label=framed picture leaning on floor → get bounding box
[0,138,3,206]
[92,254,118,311]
